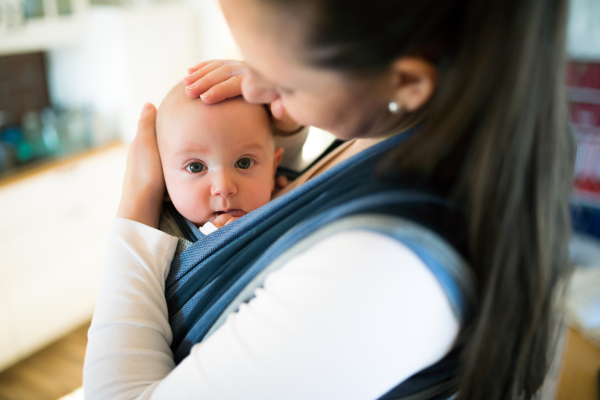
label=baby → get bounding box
[156,82,283,255]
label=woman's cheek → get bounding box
[283,97,324,129]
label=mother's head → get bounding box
[221,0,445,140]
[219,1,575,400]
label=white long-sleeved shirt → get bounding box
[84,218,459,400]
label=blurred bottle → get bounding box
[84,105,115,147]
[40,108,60,154]
[20,110,48,162]
[57,108,89,152]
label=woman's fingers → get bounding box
[116,103,165,228]
[135,103,158,144]
[184,60,246,99]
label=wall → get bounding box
[568,0,600,61]
[45,0,241,143]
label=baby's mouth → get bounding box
[213,209,246,218]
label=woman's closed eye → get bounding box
[187,162,206,173]
[236,157,255,169]
[275,86,293,96]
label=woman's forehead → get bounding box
[220,0,309,84]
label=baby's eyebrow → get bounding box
[173,145,210,157]
[240,143,267,152]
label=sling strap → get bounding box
[164,127,477,399]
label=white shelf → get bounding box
[0,0,88,56]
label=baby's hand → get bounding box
[272,175,290,197]
[184,60,245,104]
[212,213,240,229]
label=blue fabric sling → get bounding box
[165,127,477,400]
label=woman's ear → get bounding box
[389,57,437,111]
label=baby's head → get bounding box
[157,82,283,227]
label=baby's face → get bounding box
[158,95,281,226]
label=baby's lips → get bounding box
[226,209,246,218]
[214,209,246,218]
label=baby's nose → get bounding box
[210,170,237,197]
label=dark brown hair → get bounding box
[261,0,575,399]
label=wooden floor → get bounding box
[556,328,600,400]
[0,321,90,400]
[0,322,598,400]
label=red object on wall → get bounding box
[568,61,600,201]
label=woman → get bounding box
[84,0,574,399]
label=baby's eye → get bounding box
[236,158,254,169]
[187,162,206,173]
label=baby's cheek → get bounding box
[167,179,209,223]
[248,180,274,210]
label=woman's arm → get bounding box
[83,219,178,399]
[84,226,459,400]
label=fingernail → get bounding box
[143,103,152,112]
[199,91,212,99]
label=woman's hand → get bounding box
[116,103,165,229]
[183,59,301,134]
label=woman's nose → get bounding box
[210,170,237,198]
[242,72,279,104]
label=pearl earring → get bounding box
[388,101,402,114]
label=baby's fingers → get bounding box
[223,216,240,226]
[212,213,239,228]
[196,75,244,104]
[184,61,245,99]
[187,60,216,75]
[184,60,223,87]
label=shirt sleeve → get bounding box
[83,218,179,399]
[84,219,459,400]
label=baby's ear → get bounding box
[273,147,285,170]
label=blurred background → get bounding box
[0,0,599,399]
